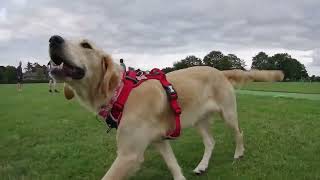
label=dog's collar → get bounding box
[98,71,125,119]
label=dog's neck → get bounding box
[97,64,123,110]
[73,63,123,113]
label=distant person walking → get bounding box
[120,58,126,72]
[47,61,59,93]
[16,61,23,92]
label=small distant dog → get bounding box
[48,35,283,180]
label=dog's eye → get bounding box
[80,42,93,49]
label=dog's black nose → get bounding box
[49,35,64,45]
[49,35,65,65]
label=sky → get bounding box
[0,0,319,75]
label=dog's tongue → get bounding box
[50,67,66,77]
[62,64,74,76]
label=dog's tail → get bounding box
[222,69,284,87]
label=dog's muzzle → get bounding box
[48,35,85,80]
[49,35,65,65]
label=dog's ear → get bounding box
[101,55,119,97]
[64,83,75,100]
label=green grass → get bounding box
[242,82,320,94]
[1,84,320,180]
[237,90,320,101]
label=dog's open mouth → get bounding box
[49,35,85,80]
[49,54,85,80]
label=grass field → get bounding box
[242,82,320,94]
[237,90,320,101]
[1,83,320,180]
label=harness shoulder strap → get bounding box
[105,70,137,129]
[147,69,182,139]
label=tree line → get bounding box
[0,62,49,84]
[1,51,320,83]
[162,51,320,82]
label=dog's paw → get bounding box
[234,153,244,160]
[232,155,244,165]
[234,147,245,159]
[193,167,207,176]
[234,154,244,160]
[174,175,186,180]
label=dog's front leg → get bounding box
[101,153,143,180]
[154,141,186,180]
[101,127,150,180]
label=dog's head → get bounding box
[49,35,120,103]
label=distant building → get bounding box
[23,66,49,81]
[23,71,39,80]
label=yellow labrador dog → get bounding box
[48,35,283,180]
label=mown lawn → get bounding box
[242,82,320,94]
[0,84,320,180]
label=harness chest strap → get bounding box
[99,68,182,139]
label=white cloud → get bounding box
[0,8,7,22]
[1,7,91,41]
[0,29,12,42]
[311,49,320,66]
[12,0,27,6]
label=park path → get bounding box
[237,90,320,101]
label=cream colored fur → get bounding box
[55,38,283,180]
[223,69,284,88]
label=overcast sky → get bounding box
[0,0,319,75]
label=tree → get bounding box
[5,66,17,83]
[203,51,245,70]
[173,55,202,70]
[226,54,246,70]
[162,67,175,74]
[270,53,308,81]
[203,51,246,70]
[25,62,33,72]
[313,76,320,82]
[203,51,224,67]
[215,56,233,70]
[0,66,6,83]
[300,64,309,80]
[309,75,320,82]
[251,52,309,81]
[251,52,270,69]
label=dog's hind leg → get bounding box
[221,95,245,159]
[154,141,186,180]
[193,118,215,175]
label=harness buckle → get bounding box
[125,76,138,84]
[164,85,177,100]
[136,70,144,76]
[105,112,118,129]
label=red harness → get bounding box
[98,68,182,139]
